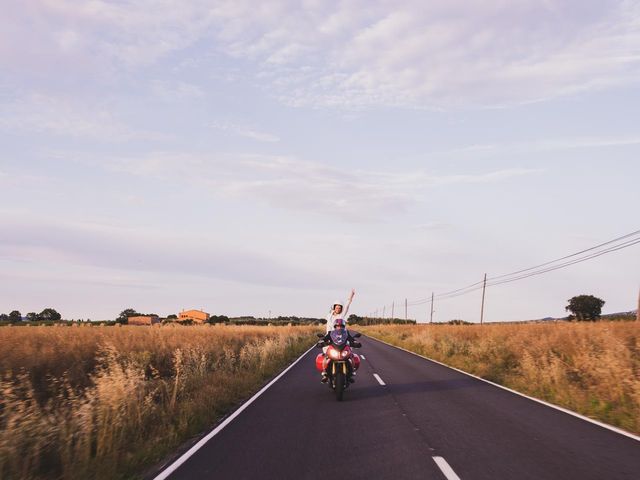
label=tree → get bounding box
[26,312,38,322]
[9,310,22,323]
[208,315,229,324]
[39,308,62,322]
[0,313,9,322]
[566,295,605,321]
[167,314,177,319]
[116,308,140,324]
[448,319,472,325]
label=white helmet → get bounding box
[332,300,343,309]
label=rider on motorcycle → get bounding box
[319,319,361,383]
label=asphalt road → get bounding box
[157,335,640,480]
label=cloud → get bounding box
[0,169,53,188]
[211,120,280,142]
[78,151,539,221]
[411,222,453,232]
[210,1,640,108]
[4,1,639,109]
[150,80,205,101]
[0,93,166,141]
[433,134,640,157]
[0,212,330,289]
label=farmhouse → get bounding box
[128,315,161,326]
[178,309,210,324]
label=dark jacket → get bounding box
[320,329,361,348]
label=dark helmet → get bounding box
[334,319,346,329]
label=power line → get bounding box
[394,228,640,308]
[488,229,640,282]
[437,234,640,301]
[487,237,640,288]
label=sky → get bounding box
[1,0,639,322]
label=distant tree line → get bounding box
[207,315,325,326]
[0,294,613,328]
[0,308,61,323]
[114,309,326,326]
[115,308,162,324]
[347,314,417,326]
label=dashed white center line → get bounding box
[360,354,366,360]
[432,456,461,480]
[373,373,386,386]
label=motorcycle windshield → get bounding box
[330,329,348,347]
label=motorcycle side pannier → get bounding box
[315,353,325,372]
[351,353,361,371]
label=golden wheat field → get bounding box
[0,324,317,480]
[361,322,640,435]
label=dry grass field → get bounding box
[361,322,640,435]
[0,324,317,480]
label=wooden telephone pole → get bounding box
[391,301,395,319]
[480,273,487,325]
[405,298,408,321]
[429,292,434,324]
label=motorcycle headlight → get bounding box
[341,350,350,358]
[328,348,341,360]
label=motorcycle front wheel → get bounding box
[334,369,345,401]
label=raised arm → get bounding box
[343,288,355,318]
[348,288,355,304]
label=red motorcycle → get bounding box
[315,329,362,401]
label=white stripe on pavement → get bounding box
[153,344,316,480]
[433,456,461,480]
[373,373,386,385]
[360,354,366,360]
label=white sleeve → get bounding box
[342,300,351,322]
[326,313,334,332]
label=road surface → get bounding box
[155,335,640,479]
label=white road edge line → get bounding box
[360,354,366,360]
[368,336,640,442]
[433,456,462,480]
[373,373,386,386]
[153,344,316,480]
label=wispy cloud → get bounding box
[5,1,640,109]
[77,151,540,221]
[150,80,205,101]
[211,121,280,142]
[432,134,640,157]
[0,93,166,141]
[0,212,330,289]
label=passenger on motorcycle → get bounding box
[319,319,361,383]
[326,288,355,332]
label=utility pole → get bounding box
[391,301,395,319]
[637,288,640,322]
[383,305,386,318]
[430,292,434,324]
[480,273,487,325]
[405,298,408,321]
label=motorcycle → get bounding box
[315,330,362,401]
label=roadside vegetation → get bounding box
[0,324,317,479]
[361,322,640,434]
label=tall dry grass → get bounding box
[361,322,640,434]
[0,324,317,480]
